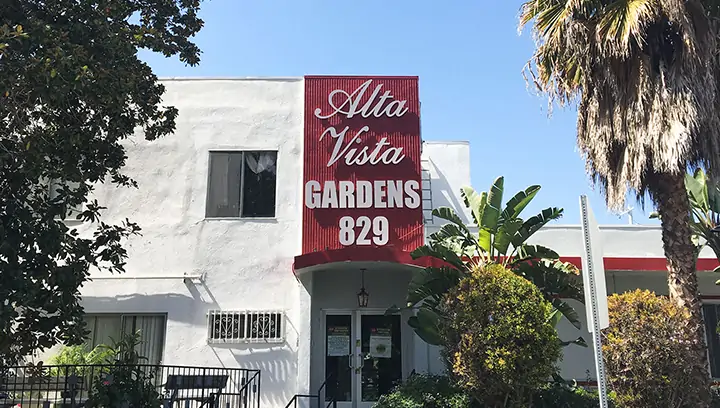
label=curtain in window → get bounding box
[122,315,166,366]
[242,152,277,217]
[85,316,123,348]
[206,153,242,217]
[245,152,277,175]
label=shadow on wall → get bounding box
[82,281,219,324]
[210,343,297,408]
[429,160,468,222]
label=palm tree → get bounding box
[654,168,720,275]
[519,0,720,399]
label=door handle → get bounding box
[348,354,354,369]
[359,352,368,369]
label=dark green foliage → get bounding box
[373,374,473,408]
[442,263,562,407]
[531,382,613,408]
[0,0,203,365]
[85,332,163,408]
[373,374,611,408]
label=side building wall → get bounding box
[70,78,305,407]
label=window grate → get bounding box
[207,310,285,344]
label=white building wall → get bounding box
[52,79,480,407]
[34,77,719,403]
[72,78,306,408]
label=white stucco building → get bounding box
[55,77,720,408]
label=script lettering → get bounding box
[314,79,409,120]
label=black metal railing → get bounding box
[0,364,261,408]
[283,372,336,408]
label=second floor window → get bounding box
[206,151,277,218]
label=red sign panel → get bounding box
[302,76,423,254]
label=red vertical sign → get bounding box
[302,76,423,254]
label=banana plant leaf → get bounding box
[402,176,583,344]
[405,267,464,307]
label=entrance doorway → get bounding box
[323,310,403,408]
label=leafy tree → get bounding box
[519,0,718,400]
[395,176,583,347]
[0,0,203,366]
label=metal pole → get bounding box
[580,195,609,408]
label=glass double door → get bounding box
[324,310,403,408]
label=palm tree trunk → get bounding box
[652,171,710,404]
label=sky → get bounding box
[139,0,657,226]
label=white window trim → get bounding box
[206,310,285,344]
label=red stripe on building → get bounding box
[293,247,720,272]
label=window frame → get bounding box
[83,313,168,364]
[205,149,279,220]
[206,310,285,344]
[700,300,720,378]
[45,178,86,222]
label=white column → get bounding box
[295,272,313,408]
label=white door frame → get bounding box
[321,308,404,408]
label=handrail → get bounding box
[218,369,261,408]
[284,394,318,408]
[316,372,334,402]
[284,371,337,408]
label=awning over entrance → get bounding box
[293,247,445,275]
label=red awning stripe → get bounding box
[293,248,720,273]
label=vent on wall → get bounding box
[207,310,285,344]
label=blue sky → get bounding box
[139,0,656,225]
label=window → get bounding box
[84,314,167,365]
[207,310,284,344]
[703,304,720,377]
[48,179,84,219]
[206,151,277,218]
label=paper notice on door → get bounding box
[369,328,392,358]
[327,326,350,356]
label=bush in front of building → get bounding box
[603,289,708,408]
[440,263,562,407]
[84,331,164,408]
[373,373,609,408]
[373,374,472,408]
[531,381,614,408]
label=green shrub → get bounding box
[373,374,614,408]
[441,263,562,407]
[603,290,708,407]
[532,382,613,408]
[84,331,163,408]
[48,344,116,376]
[373,374,472,408]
